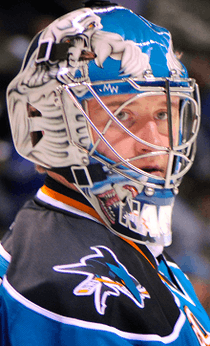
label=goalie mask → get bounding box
[6,4,200,247]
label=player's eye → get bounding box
[116,111,130,122]
[156,111,168,121]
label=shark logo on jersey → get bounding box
[53,246,150,315]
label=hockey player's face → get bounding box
[87,94,180,178]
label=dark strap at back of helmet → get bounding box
[83,1,119,7]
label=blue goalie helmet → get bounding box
[6,3,200,247]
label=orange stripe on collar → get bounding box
[41,185,105,224]
[120,236,156,269]
[120,236,177,288]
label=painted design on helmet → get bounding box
[6,6,201,246]
[96,184,138,224]
[35,9,103,85]
[29,8,151,87]
[7,7,152,168]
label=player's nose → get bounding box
[134,120,167,154]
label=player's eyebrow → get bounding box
[88,98,179,112]
[159,100,179,107]
[105,100,179,109]
[102,99,140,109]
[87,99,127,112]
[105,100,128,107]
[106,97,144,106]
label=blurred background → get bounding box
[0,0,210,314]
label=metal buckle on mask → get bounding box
[36,39,71,64]
[71,166,94,187]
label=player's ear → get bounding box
[35,164,47,174]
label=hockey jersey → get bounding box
[0,177,210,345]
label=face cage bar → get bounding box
[57,77,200,190]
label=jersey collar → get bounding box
[36,176,105,224]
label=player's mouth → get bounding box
[141,166,165,177]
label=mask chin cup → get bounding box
[81,154,175,247]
